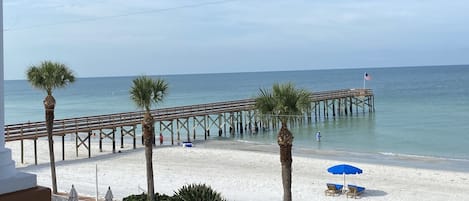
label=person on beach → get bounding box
[159,133,164,145]
[316,130,321,142]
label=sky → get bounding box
[3,0,469,80]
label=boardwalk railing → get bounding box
[5,88,373,142]
[311,88,373,101]
[4,99,254,141]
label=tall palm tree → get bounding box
[255,82,311,201]
[130,76,168,201]
[26,61,75,194]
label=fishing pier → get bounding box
[4,88,374,165]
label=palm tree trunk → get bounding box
[143,113,155,201]
[44,95,58,194]
[278,123,293,201]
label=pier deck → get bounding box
[5,88,374,164]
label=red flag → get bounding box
[364,72,372,81]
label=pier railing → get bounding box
[4,99,254,141]
[311,88,373,101]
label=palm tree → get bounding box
[255,82,311,201]
[26,61,76,194]
[130,76,168,201]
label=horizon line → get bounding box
[5,63,468,81]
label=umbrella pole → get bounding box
[96,164,99,201]
[343,174,346,193]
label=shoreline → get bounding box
[8,139,469,200]
[197,138,469,173]
[8,135,469,173]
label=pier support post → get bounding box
[218,114,223,136]
[205,115,208,140]
[235,112,239,132]
[34,139,37,165]
[318,101,321,119]
[177,119,180,143]
[20,139,23,164]
[141,127,144,145]
[120,129,124,149]
[239,111,244,134]
[76,133,78,157]
[332,100,336,117]
[337,99,340,116]
[98,128,116,153]
[349,97,353,115]
[343,98,346,115]
[254,114,259,133]
[195,117,199,139]
[133,127,136,149]
[112,131,116,153]
[159,121,174,145]
[171,121,174,145]
[230,112,235,135]
[88,132,91,158]
[325,100,328,118]
[99,132,102,152]
[223,113,227,134]
[76,132,92,158]
[62,135,65,161]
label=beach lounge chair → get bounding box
[182,141,193,147]
[324,183,343,196]
[346,185,365,199]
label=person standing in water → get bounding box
[316,130,321,142]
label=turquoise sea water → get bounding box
[4,65,469,169]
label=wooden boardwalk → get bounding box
[4,88,374,164]
[4,99,254,141]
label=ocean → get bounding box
[4,65,469,170]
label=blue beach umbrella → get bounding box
[327,164,363,187]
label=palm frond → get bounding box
[26,61,75,95]
[152,78,169,104]
[255,82,312,123]
[255,88,275,115]
[130,76,168,112]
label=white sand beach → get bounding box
[6,139,469,201]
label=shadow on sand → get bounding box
[17,146,148,171]
[362,189,387,197]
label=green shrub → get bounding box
[173,183,226,201]
[122,193,146,201]
[123,183,226,201]
[123,192,172,201]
